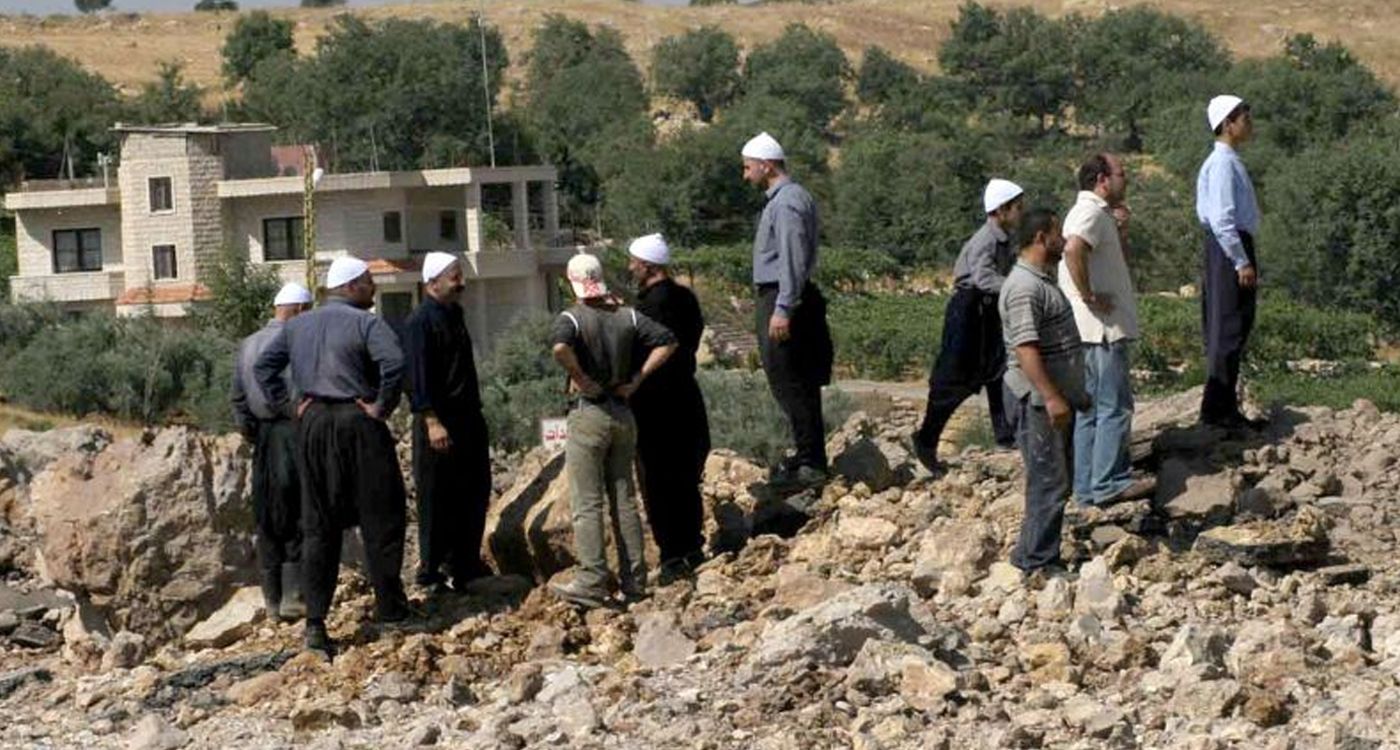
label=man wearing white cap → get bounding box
[231,281,312,622]
[548,253,677,609]
[255,256,410,656]
[625,234,710,582]
[1058,154,1154,506]
[742,131,834,489]
[912,178,1023,473]
[402,252,492,593]
[1197,95,1264,430]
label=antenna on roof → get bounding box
[476,0,497,168]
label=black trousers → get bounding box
[251,418,301,600]
[1201,230,1258,422]
[632,378,710,563]
[756,283,834,470]
[297,402,408,622]
[412,410,492,585]
[916,289,1013,454]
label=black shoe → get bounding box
[304,620,335,657]
[1203,412,1268,433]
[415,569,446,589]
[770,464,828,493]
[656,558,694,586]
[911,437,942,475]
[549,580,609,609]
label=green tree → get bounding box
[221,10,295,84]
[938,2,1076,130]
[0,46,121,187]
[742,24,850,128]
[856,46,919,106]
[127,61,206,124]
[0,219,15,302]
[195,0,238,10]
[651,26,739,122]
[189,247,283,340]
[74,0,111,13]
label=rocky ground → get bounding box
[0,386,1398,749]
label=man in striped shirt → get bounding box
[999,208,1089,573]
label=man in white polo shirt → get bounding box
[1058,153,1154,506]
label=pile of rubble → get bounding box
[1,386,1398,749]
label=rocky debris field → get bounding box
[0,386,1398,749]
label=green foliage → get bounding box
[0,303,63,362]
[194,0,238,11]
[74,0,111,13]
[188,247,284,340]
[0,220,15,302]
[127,61,206,125]
[240,15,508,172]
[1121,165,1199,293]
[856,46,919,107]
[651,26,739,122]
[828,293,942,380]
[221,10,294,84]
[698,369,852,466]
[478,312,567,453]
[741,23,850,128]
[670,244,901,295]
[0,46,121,187]
[1252,365,1400,413]
[938,2,1076,129]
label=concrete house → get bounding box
[4,122,576,344]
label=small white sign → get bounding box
[541,417,568,454]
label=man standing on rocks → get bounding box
[231,281,312,621]
[1197,95,1266,431]
[999,209,1089,573]
[912,179,1023,474]
[626,234,711,582]
[743,131,834,491]
[1059,154,1155,506]
[548,253,677,609]
[402,252,492,593]
[255,257,411,656]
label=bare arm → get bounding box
[1064,234,1112,313]
[1014,343,1071,429]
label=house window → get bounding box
[152,245,178,280]
[439,211,457,240]
[383,212,402,243]
[52,229,102,273]
[149,177,173,213]
[263,217,304,261]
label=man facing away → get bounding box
[1058,154,1155,506]
[548,253,677,609]
[625,234,711,583]
[913,179,1023,474]
[255,257,411,656]
[743,131,835,490]
[1197,94,1266,431]
[402,252,492,593]
[231,281,312,621]
[1000,209,1089,573]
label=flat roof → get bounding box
[112,122,278,135]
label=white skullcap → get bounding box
[741,131,785,161]
[422,251,459,283]
[1207,95,1245,131]
[627,233,670,266]
[983,178,1025,214]
[566,253,608,299]
[325,256,369,289]
[273,282,312,307]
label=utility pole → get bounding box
[477,2,497,168]
[302,145,321,296]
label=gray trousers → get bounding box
[565,401,648,592]
[1007,386,1074,571]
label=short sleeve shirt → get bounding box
[1000,261,1088,408]
[1057,191,1140,344]
[551,303,676,392]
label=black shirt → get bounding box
[403,295,483,419]
[550,302,676,393]
[634,278,704,393]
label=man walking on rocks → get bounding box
[255,257,411,656]
[1197,95,1266,431]
[626,234,711,582]
[1059,154,1155,506]
[912,179,1023,474]
[999,209,1089,573]
[743,131,835,490]
[403,252,492,593]
[231,282,312,621]
[549,253,677,609]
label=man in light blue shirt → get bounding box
[1196,94,1264,430]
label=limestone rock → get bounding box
[184,587,263,650]
[845,639,959,710]
[1226,619,1310,687]
[1194,511,1330,568]
[770,564,853,613]
[62,599,113,669]
[1213,561,1258,596]
[290,702,362,732]
[126,714,188,750]
[364,671,421,704]
[101,631,146,671]
[483,450,574,583]
[632,610,695,669]
[1160,623,1230,678]
[1168,678,1242,720]
[837,514,899,550]
[1155,459,1237,523]
[1074,557,1124,620]
[1018,639,1075,685]
[1,425,112,483]
[224,672,283,707]
[830,438,895,493]
[0,666,52,699]
[745,583,928,672]
[911,521,997,596]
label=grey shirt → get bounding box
[952,219,1014,294]
[254,297,405,416]
[752,177,819,316]
[550,303,676,395]
[231,319,292,427]
[999,260,1088,408]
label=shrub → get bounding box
[828,293,942,380]
[1252,364,1400,413]
[188,246,284,340]
[221,10,294,84]
[741,23,851,128]
[651,26,739,122]
[857,46,919,107]
[938,2,1076,130]
[699,369,852,466]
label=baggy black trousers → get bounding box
[632,377,710,563]
[297,402,408,621]
[915,287,1013,455]
[1200,230,1258,423]
[755,283,835,470]
[251,418,302,599]
[412,410,492,584]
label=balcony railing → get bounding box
[16,177,112,192]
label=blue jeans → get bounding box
[1007,386,1073,571]
[1073,340,1134,504]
